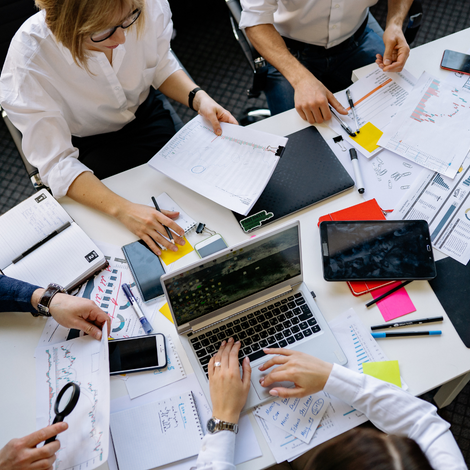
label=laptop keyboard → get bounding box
[189,293,321,379]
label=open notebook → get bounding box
[0,190,107,291]
[110,391,204,470]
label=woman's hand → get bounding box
[258,348,333,398]
[116,201,186,256]
[208,338,251,423]
[193,91,238,136]
[0,422,67,470]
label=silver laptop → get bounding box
[161,221,347,410]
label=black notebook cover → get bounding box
[428,257,470,348]
[233,126,354,232]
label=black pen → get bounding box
[349,148,365,194]
[12,221,71,264]
[372,331,442,338]
[329,104,356,137]
[366,280,413,308]
[371,316,444,331]
[346,89,360,133]
[151,196,174,244]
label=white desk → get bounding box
[2,27,470,470]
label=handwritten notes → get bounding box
[370,281,416,321]
[110,392,203,470]
[255,392,330,444]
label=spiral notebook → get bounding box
[110,391,203,470]
[156,192,197,235]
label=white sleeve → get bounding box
[192,431,236,470]
[324,364,466,470]
[239,0,279,30]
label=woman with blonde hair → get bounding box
[0,0,237,255]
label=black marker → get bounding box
[366,280,413,308]
[349,148,365,194]
[346,89,360,133]
[371,316,444,331]
[151,196,174,244]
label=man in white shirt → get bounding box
[193,338,466,470]
[239,0,413,124]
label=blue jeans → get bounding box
[265,26,385,115]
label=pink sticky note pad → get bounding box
[371,281,416,321]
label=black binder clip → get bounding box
[275,146,285,157]
[196,223,215,236]
[333,135,347,152]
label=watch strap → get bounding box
[35,283,66,317]
[207,417,239,434]
[188,87,202,111]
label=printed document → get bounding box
[148,115,287,215]
[35,326,109,470]
[378,72,470,178]
[389,154,470,265]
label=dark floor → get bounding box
[1,0,469,465]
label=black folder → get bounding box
[233,126,354,232]
[428,257,470,348]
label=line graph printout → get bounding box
[35,328,110,470]
[389,154,470,265]
[148,115,287,215]
[378,72,470,178]
[254,309,389,463]
[330,67,416,157]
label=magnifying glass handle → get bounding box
[44,416,61,444]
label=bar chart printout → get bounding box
[378,72,470,179]
[35,329,110,470]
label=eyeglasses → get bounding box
[90,8,141,43]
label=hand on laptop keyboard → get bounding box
[258,348,333,398]
[208,338,251,424]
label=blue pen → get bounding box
[372,331,441,338]
[122,283,153,334]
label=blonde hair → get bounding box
[35,0,146,69]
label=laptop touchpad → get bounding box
[251,365,295,400]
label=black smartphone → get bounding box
[319,220,436,281]
[108,333,167,375]
[122,239,166,302]
[440,50,470,75]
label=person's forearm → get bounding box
[386,0,413,28]
[158,69,201,109]
[245,24,311,89]
[66,171,131,221]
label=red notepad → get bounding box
[318,199,395,296]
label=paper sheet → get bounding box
[35,326,109,470]
[370,281,416,321]
[108,374,262,470]
[148,115,287,215]
[363,360,402,388]
[329,67,417,157]
[254,308,392,463]
[124,335,187,399]
[389,154,470,265]
[378,72,470,179]
[326,137,431,210]
[254,392,330,444]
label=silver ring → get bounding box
[214,362,221,367]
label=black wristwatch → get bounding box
[188,86,202,111]
[34,283,66,317]
[207,417,239,434]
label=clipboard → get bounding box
[233,126,354,232]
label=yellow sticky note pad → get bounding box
[159,302,174,324]
[351,122,383,153]
[159,237,193,265]
[363,360,401,388]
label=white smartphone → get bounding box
[108,333,167,375]
[194,234,228,258]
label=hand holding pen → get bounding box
[329,104,356,137]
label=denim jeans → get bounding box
[265,26,386,115]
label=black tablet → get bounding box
[319,220,436,281]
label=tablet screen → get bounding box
[320,220,436,281]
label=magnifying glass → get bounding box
[44,382,80,445]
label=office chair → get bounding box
[224,0,423,125]
[0,0,186,191]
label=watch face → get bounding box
[207,419,216,433]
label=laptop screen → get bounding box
[164,225,301,327]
